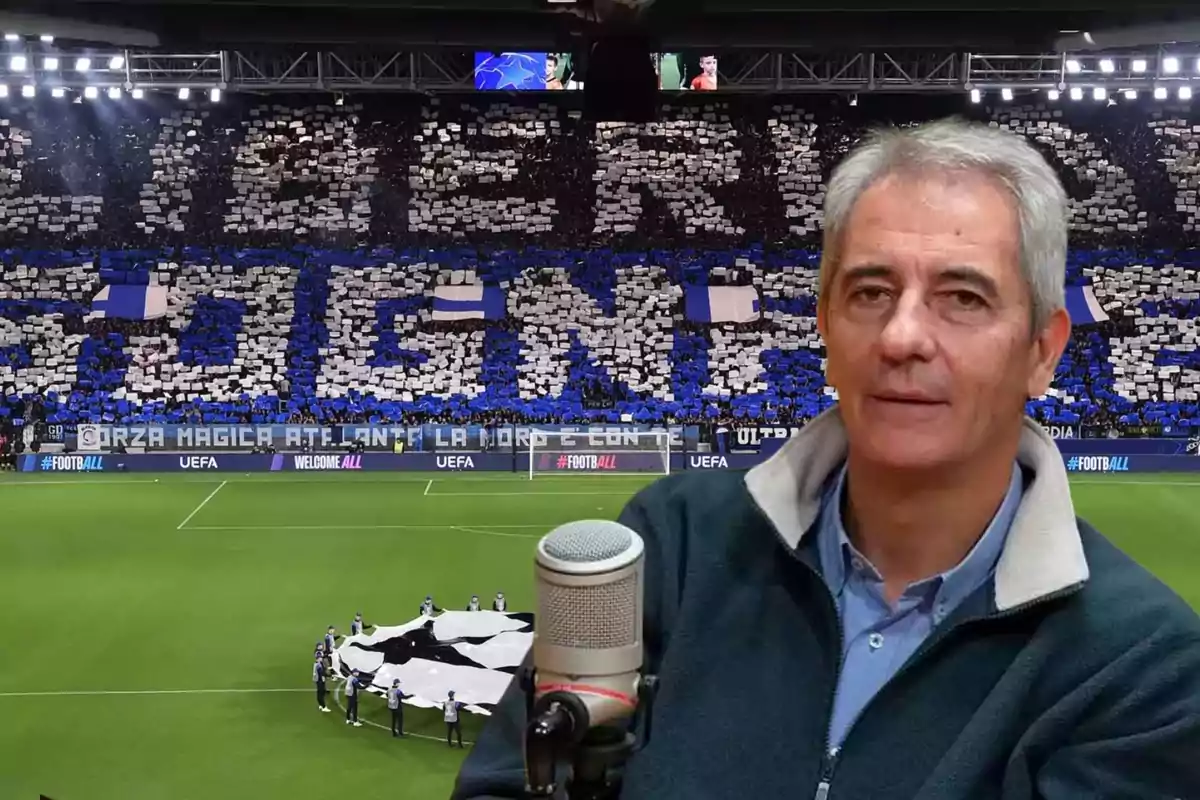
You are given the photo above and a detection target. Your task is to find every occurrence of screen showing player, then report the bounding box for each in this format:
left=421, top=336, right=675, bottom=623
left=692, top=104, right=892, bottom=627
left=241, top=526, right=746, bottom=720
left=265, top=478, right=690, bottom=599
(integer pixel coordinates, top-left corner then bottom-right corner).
left=690, top=55, right=718, bottom=91
left=657, top=53, right=684, bottom=90
left=658, top=52, right=718, bottom=91
left=545, top=53, right=565, bottom=90
left=473, top=52, right=576, bottom=91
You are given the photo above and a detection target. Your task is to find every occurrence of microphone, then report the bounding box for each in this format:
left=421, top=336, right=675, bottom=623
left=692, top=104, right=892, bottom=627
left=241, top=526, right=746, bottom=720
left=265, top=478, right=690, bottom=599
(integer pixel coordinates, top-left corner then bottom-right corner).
left=523, top=520, right=646, bottom=796
left=533, top=519, right=645, bottom=731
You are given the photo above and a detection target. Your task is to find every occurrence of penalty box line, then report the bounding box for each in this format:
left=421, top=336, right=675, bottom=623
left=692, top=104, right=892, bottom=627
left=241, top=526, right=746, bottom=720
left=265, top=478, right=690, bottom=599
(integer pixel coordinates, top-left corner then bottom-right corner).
left=427, top=491, right=635, bottom=497
left=0, top=688, right=310, bottom=698
left=176, top=480, right=228, bottom=530
left=184, top=523, right=546, bottom=540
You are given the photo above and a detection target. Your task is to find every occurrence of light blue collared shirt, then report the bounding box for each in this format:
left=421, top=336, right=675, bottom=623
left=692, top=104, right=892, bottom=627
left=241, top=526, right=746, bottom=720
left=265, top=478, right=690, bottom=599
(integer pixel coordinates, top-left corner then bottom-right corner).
left=817, top=461, right=1024, bottom=750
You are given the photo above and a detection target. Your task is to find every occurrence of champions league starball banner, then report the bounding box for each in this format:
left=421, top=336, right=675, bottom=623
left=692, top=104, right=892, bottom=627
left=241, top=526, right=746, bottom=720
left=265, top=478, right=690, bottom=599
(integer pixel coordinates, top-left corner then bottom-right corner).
left=332, top=611, right=534, bottom=716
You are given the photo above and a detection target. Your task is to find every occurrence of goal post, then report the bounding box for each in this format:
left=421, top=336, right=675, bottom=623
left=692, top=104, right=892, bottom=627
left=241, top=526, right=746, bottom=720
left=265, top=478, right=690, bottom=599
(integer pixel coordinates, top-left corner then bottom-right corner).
left=528, top=430, right=673, bottom=479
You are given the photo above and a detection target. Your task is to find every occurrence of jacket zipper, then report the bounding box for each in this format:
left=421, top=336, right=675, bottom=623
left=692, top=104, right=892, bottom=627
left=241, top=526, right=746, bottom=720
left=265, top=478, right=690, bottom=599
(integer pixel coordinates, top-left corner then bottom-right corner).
left=813, top=746, right=839, bottom=800
left=814, top=585, right=844, bottom=800
left=807, top=577, right=1083, bottom=800
left=747, top=489, right=1085, bottom=800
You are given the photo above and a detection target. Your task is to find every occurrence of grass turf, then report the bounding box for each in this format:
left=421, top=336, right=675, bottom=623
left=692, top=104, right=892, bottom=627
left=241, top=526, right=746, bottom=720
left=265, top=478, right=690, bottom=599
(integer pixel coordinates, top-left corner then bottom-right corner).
left=1, top=471, right=1197, bottom=800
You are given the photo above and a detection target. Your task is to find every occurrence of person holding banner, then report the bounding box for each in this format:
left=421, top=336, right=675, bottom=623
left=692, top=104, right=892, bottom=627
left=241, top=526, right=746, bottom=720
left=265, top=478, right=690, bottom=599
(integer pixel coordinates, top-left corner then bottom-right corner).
left=388, top=680, right=405, bottom=737
left=443, top=691, right=465, bottom=748
left=419, top=595, right=442, bottom=616
left=312, top=654, right=330, bottom=713
left=345, top=670, right=364, bottom=728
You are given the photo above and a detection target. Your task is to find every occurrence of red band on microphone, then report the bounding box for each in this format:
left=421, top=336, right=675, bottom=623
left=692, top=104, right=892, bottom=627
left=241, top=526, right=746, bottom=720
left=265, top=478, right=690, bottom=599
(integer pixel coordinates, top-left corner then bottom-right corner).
left=537, top=683, right=638, bottom=708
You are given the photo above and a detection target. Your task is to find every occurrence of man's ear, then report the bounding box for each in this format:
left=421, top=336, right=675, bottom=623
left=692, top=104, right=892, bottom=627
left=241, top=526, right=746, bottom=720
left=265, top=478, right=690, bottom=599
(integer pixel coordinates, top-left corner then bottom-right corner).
left=817, top=296, right=841, bottom=390
left=1027, top=307, right=1071, bottom=398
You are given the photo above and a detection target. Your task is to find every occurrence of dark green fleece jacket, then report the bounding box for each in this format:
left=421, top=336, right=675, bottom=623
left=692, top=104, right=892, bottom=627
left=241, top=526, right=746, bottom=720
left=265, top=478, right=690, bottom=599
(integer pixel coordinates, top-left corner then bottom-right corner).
left=453, top=413, right=1200, bottom=799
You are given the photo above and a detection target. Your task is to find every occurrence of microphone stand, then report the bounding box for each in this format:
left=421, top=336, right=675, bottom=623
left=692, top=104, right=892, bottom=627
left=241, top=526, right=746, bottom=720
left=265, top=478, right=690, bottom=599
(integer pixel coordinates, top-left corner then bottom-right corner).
left=521, top=668, right=660, bottom=800
left=564, top=726, right=636, bottom=800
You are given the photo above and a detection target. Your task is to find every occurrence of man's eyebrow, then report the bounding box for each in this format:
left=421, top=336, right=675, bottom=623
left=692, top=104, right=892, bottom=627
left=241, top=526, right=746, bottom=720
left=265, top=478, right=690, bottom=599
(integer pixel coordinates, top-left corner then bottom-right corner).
left=837, top=264, right=1001, bottom=298
left=838, top=264, right=893, bottom=285
left=938, top=267, right=1001, bottom=298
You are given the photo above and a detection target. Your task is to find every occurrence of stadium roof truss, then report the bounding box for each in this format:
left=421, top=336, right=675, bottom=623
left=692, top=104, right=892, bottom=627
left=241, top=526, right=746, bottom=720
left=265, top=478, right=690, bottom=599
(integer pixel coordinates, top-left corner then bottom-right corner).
left=3, top=46, right=1199, bottom=94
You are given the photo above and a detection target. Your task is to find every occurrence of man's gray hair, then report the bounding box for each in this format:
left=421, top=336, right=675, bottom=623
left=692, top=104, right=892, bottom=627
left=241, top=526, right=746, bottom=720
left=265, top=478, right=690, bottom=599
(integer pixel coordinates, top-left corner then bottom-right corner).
left=820, top=117, right=1069, bottom=328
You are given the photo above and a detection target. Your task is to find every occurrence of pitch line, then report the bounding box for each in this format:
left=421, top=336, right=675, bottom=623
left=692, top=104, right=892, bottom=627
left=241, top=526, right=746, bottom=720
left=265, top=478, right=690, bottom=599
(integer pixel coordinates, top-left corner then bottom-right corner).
left=333, top=683, right=473, bottom=747
left=0, top=688, right=309, bottom=698
left=424, top=479, right=433, bottom=496
left=186, top=523, right=545, bottom=538
left=0, top=479, right=177, bottom=487
left=428, top=490, right=635, bottom=497
left=0, top=474, right=649, bottom=487
left=451, top=525, right=543, bottom=540
left=176, top=479, right=228, bottom=530
left=1069, top=479, right=1200, bottom=486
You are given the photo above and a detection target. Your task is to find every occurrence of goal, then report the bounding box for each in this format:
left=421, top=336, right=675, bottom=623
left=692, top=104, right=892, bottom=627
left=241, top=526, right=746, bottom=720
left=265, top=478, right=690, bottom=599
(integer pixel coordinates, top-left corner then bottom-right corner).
left=528, top=430, right=672, bottom=479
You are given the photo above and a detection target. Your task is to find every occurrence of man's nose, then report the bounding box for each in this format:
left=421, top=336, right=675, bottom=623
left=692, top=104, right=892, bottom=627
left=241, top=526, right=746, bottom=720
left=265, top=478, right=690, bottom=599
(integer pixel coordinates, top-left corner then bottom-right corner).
left=877, top=293, right=938, bottom=363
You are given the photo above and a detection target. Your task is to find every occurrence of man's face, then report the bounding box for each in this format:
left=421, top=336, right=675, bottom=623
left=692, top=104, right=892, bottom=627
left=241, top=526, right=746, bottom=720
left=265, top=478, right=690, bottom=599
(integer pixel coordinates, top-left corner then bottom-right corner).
left=818, top=171, right=1069, bottom=473
left=700, top=57, right=717, bottom=76
left=545, top=58, right=557, bottom=79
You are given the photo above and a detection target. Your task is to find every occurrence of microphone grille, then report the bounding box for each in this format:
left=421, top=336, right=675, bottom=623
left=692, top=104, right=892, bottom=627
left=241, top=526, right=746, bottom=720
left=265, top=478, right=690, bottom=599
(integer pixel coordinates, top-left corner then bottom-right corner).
left=540, top=520, right=635, bottom=563
left=540, top=573, right=639, bottom=650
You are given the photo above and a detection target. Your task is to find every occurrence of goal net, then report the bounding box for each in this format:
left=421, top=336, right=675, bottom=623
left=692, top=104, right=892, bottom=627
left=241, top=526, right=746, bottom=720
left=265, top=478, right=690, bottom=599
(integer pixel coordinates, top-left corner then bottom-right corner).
left=528, top=430, right=672, bottom=479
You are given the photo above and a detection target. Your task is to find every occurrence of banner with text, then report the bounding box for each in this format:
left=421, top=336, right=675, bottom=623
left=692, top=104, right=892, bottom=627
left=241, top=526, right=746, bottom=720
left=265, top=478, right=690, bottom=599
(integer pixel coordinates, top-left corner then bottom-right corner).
left=71, top=424, right=701, bottom=453
left=712, top=425, right=1196, bottom=455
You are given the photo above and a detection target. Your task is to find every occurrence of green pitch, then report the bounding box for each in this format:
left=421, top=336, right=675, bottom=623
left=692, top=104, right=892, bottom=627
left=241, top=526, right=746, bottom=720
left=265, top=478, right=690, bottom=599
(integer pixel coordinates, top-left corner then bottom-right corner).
left=1, top=471, right=1197, bottom=800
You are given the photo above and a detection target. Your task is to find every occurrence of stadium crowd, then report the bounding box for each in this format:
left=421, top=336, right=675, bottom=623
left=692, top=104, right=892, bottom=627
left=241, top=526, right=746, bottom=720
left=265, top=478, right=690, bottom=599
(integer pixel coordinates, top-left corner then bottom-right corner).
left=0, top=94, right=1196, bottom=440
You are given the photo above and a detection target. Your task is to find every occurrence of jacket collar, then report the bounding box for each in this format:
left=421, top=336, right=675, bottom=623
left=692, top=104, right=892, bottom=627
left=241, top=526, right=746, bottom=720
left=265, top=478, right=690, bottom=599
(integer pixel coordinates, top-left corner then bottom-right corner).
left=744, top=407, right=1090, bottom=612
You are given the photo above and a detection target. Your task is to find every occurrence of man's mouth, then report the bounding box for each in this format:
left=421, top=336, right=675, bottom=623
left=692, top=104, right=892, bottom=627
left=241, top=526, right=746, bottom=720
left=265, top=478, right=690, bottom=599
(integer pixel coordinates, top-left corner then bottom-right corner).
left=871, top=393, right=947, bottom=405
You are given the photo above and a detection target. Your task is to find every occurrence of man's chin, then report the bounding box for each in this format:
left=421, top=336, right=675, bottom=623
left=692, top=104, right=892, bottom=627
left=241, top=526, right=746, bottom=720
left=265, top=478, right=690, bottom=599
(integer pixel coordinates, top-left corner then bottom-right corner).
left=850, top=429, right=965, bottom=473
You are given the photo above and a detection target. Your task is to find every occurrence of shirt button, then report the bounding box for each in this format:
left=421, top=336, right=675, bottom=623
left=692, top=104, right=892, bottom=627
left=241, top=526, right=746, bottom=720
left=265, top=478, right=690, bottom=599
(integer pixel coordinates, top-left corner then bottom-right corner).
left=868, top=633, right=885, bottom=651
left=851, top=557, right=866, bottom=571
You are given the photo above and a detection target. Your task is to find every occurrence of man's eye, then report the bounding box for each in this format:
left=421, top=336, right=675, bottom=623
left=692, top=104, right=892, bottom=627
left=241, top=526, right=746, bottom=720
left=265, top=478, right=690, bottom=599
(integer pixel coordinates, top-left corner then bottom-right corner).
left=850, top=287, right=889, bottom=303
left=947, top=290, right=987, bottom=309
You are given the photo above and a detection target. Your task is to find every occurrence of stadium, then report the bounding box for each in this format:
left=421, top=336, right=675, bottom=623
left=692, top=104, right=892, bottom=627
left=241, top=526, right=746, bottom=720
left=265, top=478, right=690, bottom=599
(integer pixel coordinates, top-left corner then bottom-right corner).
left=1, top=0, right=1199, bottom=798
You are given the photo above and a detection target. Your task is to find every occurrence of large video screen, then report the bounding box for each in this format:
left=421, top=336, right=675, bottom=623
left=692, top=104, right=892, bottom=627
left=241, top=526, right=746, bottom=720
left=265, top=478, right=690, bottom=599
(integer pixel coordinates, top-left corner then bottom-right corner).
left=473, top=51, right=719, bottom=92
left=474, top=52, right=579, bottom=91
left=657, top=53, right=719, bottom=91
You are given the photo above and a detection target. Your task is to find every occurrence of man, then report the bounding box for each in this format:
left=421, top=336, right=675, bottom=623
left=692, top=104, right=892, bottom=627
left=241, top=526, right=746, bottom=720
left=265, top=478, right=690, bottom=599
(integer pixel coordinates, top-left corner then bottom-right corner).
left=491, top=592, right=506, bottom=612
left=322, top=626, right=337, bottom=677
left=444, top=690, right=466, bottom=748
left=322, top=626, right=336, bottom=657
left=312, top=653, right=330, bottom=713
left=419, top=595, right=442, bottom=616
left=466, top=595, right=481, bottom=612
left=690, top=55, right=717, bottom=91
left=387, top=679, right=405, bottom=737
left=454, top=118, right=1200, bottom=799
left=344, top=670, right=363, bottom=728
left=544, top=54, right=564, bottom=91
left=350, top=612, right=366, bottom=636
